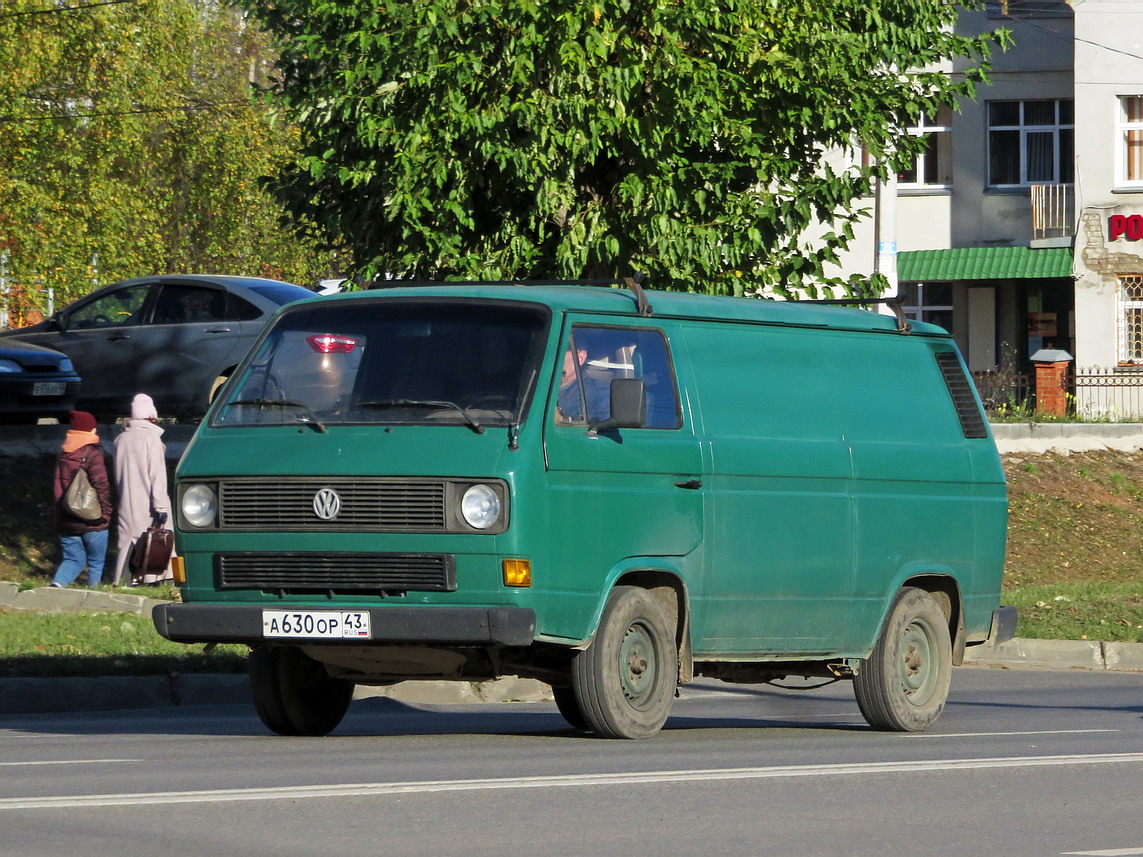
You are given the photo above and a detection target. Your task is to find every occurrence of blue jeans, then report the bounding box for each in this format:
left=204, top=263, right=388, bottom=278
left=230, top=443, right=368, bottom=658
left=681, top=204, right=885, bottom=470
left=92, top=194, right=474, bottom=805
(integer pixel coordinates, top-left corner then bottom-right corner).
left=53, top=529, right=109, bottom=588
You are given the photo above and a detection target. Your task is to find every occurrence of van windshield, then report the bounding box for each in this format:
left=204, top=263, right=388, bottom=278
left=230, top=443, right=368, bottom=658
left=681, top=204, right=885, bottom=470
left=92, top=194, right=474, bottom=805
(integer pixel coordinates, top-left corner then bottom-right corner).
left=212, top=299, right=550, bottom=429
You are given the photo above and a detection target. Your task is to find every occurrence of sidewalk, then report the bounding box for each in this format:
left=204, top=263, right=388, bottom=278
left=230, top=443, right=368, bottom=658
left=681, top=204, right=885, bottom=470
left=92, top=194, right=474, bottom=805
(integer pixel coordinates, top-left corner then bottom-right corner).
left=3, top=582, right=1141, bottom=716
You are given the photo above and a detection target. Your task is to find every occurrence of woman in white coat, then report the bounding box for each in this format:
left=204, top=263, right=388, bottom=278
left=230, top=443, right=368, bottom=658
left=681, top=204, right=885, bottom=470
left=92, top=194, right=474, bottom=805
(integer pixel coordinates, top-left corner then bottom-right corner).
left=113, top=393, right=174, bottom=585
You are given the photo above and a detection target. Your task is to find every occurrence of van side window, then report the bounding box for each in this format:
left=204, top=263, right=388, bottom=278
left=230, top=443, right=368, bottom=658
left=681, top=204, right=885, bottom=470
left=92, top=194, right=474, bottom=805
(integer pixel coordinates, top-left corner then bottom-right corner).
left=555, top=326, right=681, bottom=429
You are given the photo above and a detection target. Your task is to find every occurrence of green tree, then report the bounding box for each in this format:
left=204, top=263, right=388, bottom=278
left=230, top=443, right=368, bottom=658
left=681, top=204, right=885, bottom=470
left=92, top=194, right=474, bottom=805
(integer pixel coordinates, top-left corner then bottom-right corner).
left=238, top=0, right=1007, bottom=294
left=0, top=0, right=334, bottom=316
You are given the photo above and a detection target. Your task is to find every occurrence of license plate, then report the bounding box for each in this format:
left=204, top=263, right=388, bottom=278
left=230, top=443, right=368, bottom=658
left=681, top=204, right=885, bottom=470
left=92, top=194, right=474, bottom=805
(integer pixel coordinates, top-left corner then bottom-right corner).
left=262, top=610, right=371, bottom=639
left=32, top=382, right=65, bottom=396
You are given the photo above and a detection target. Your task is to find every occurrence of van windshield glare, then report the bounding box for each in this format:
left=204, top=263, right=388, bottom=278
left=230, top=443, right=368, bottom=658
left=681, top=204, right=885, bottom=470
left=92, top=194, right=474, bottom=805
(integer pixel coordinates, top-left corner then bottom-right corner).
left=212, top=300, right=550, bottom=429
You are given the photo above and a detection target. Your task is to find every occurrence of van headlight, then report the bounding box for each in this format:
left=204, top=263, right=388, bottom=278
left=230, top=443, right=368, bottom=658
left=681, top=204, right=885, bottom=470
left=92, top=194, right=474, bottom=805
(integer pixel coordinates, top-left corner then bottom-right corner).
left=181, top=484, right=218, bottom=528
left=461, top=484, right=501, bottom=530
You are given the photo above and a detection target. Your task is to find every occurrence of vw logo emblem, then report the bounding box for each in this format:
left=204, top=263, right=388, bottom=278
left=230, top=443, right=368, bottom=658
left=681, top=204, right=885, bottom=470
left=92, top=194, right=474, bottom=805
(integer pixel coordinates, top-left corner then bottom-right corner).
left=312, top=488, right=342, bottom=521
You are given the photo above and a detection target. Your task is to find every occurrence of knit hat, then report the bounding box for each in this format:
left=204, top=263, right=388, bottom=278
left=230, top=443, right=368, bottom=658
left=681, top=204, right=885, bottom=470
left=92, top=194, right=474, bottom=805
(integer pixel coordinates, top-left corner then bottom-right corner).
left=131, top=393, right=158, bottom=421
left=69, top=410, right=97, bottom=433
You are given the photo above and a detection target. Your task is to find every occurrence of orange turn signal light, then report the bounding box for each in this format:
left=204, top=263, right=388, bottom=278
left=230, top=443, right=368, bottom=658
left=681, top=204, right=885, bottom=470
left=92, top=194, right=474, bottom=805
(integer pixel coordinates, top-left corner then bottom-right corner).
left=502, top=558, right=532, bottom=587
left=171, top=555, right=186, bottom=585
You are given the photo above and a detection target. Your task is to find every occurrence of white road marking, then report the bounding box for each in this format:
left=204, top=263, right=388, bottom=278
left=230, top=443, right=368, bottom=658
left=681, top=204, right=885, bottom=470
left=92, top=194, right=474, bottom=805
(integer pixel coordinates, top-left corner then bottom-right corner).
left=2, top=752, right=1142, bottom=810
left=0, top=759, right=140, bottom=767
left=919, top=730, right=1119, bottom=739
left=1062, top=848, right=1143, bottom=856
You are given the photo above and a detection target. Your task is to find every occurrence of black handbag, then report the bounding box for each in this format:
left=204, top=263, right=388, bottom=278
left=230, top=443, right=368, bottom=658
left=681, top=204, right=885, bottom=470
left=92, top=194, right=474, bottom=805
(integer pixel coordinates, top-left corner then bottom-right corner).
left=62, top=457, right=102, bottom=522
left=129, top=512, right=174, bottom=575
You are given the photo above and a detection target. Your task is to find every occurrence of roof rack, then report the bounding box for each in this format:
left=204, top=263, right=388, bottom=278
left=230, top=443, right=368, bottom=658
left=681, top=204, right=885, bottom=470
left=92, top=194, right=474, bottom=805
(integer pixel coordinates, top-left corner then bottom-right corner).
left=368, top=273, right=654, bottom=317
left=801, top=292, right=911, bottom=333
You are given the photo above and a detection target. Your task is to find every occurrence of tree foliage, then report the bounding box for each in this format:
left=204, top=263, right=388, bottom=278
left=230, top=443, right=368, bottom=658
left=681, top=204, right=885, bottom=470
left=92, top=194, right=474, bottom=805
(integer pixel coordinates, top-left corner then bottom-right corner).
left=239, top=0, right=1007, bottom=294
left=0, top=0, right=334, bottom=314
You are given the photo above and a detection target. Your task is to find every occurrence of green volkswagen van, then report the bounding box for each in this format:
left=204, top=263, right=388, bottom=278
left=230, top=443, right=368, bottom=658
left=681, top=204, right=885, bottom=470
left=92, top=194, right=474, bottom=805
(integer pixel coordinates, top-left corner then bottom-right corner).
left=154, top=282, right=1014, bottom=739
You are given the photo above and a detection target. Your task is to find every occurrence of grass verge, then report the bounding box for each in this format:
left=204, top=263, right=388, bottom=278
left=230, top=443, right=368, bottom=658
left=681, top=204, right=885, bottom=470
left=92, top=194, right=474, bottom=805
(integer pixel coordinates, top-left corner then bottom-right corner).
left=1001, top=583, right=1143, bottom=643
left=0, top=609, right=247, bottom=677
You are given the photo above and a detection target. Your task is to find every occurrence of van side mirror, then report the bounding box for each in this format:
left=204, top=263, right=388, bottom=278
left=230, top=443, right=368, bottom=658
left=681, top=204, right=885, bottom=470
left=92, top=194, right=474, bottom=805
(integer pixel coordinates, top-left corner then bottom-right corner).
left=591, top=378, right=646, bottom=431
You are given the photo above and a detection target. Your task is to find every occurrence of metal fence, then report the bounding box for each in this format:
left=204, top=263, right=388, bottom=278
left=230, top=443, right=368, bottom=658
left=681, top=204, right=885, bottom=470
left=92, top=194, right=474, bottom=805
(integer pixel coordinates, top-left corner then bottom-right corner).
left=972, top=368, right=1033, bottom=416
left=972, top=365, right=1143, bottom=421
left=1071, top=366, right=1143, bottom=421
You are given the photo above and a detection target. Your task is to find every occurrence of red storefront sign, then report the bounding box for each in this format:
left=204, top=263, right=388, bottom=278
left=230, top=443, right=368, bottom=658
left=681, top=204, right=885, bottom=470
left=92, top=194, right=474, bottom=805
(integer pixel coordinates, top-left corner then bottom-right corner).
left=1109, top=214, right=1143, bottom=241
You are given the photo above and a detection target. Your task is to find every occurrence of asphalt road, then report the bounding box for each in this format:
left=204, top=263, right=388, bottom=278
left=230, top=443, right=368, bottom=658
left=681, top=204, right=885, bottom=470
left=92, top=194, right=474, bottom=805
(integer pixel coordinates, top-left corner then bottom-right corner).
left=1, top=667, right=1141, bottom=857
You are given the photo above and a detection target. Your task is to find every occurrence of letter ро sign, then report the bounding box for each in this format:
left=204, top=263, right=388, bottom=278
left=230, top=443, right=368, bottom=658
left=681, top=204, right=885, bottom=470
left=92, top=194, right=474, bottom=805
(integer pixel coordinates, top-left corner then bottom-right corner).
left=1109, top=214, right=1143, bottom=241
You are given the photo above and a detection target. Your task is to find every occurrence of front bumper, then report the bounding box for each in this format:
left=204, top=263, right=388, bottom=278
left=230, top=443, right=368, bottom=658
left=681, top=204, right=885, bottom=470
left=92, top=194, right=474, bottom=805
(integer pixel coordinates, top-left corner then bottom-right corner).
left=153, top=603, right=537, bottom=647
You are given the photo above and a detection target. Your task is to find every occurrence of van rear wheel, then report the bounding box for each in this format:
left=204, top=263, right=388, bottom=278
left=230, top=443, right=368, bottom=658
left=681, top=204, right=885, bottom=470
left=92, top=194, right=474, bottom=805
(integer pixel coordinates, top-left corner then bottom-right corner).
left=249, top=646, right=353, bottom=736
left=854, top=587, right=952, bottom=732
left=570, top=585, right=677, bottom=739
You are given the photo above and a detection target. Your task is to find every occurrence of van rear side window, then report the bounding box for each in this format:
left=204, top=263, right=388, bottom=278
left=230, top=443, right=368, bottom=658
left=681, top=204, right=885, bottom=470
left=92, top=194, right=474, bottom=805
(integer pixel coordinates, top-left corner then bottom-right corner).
left=935, top=351, right=989, bottom=438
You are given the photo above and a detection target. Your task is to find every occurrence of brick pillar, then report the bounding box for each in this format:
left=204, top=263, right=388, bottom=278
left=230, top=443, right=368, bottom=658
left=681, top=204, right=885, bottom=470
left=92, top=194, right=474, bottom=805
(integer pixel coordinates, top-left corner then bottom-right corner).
left=1030, top=349, right=1074, bottom=417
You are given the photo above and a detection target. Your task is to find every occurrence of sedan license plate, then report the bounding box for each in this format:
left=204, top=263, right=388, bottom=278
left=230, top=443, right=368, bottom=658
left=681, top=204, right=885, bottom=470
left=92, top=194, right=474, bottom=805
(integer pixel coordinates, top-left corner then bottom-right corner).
left=262, top=610, right=371, bottom=639
left=32, top=382, right=66, bottom=396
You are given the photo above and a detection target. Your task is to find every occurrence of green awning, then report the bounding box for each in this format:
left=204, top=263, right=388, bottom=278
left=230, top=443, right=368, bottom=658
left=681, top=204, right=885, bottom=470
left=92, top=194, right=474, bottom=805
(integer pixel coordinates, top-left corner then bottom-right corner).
left=897, top=246, right=1074, bottom=281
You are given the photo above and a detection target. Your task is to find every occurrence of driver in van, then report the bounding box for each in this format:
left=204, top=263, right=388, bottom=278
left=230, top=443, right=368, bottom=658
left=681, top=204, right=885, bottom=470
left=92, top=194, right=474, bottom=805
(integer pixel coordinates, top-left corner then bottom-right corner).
left=556, top=339, right=614, bottom=425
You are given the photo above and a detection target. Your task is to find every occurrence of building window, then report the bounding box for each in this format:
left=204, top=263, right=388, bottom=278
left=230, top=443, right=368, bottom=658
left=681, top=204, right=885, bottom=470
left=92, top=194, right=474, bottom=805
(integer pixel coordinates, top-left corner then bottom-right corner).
left=988, top=100, right=1074, bottom=187
left=901, top=282, right=953, bottom=332
left=897, top=106, right=953, bottom=189
left=1120, top=95, right=1143, bottom=188
left=1119, top=276, right=1143, bottom=364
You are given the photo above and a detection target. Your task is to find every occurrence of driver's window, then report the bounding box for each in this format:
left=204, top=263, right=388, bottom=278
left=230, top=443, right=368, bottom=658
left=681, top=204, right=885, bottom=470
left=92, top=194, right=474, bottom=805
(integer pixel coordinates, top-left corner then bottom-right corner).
left=68, top=285, right=149, bottom=329
left=555, top=326, right=681, bottom=428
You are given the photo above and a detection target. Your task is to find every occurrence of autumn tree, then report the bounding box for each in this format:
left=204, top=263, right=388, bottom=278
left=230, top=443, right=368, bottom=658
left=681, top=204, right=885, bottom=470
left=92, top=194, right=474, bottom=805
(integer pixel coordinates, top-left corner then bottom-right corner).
left=238, top=0, right=1007, bottom=294
left=0, top=0, right=334, bottom=315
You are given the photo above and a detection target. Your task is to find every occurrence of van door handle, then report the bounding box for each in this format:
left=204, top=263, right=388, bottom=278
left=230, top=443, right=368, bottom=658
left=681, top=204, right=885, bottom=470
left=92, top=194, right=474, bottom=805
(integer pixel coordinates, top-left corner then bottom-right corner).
left=675, top=479, right=702, bottom=490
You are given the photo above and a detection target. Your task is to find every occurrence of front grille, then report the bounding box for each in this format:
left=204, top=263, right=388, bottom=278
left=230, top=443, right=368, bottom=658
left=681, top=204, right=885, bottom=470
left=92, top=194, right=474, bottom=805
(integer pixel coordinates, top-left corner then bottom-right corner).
left=219, top=479, right=447, bottom=531
left=218, top=552, right=456, bottom=592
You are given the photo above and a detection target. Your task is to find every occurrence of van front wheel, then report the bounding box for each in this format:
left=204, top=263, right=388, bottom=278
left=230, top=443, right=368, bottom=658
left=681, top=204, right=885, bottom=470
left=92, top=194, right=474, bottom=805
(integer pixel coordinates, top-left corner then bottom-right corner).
left=854, top=587, right=952, bottom=732
left=570, top=586, right=677, bottom=739
left=249, top=646, right=353, bottom=736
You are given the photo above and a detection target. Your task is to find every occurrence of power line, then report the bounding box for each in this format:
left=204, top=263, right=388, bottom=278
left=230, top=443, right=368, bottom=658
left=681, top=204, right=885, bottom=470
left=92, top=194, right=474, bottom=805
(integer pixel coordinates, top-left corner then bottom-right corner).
left=994, top=11, right=1143, bottom=63
left=0, top=0, right=141, bottom=19
left=0, top=100, right=250, bottom=123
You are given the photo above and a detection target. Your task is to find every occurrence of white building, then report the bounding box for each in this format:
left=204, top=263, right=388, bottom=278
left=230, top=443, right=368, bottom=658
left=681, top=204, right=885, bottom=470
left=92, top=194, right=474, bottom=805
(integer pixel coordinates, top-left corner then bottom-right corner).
left=834, top=1, right=1143, bottom=415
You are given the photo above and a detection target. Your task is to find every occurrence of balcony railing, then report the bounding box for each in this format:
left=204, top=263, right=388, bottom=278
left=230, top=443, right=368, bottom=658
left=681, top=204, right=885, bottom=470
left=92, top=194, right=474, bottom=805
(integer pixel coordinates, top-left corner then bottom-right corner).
left=1030, top=184, right=1074, bottom=241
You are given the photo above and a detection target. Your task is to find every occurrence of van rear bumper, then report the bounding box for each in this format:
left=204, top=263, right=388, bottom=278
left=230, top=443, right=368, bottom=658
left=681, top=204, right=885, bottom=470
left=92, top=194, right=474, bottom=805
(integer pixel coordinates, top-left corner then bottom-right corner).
left=153, top=603, right=537, bottom=647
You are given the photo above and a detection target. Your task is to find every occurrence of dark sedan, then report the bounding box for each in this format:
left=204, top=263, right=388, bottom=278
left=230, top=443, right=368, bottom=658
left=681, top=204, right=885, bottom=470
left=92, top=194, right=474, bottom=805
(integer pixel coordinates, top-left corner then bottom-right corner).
left=0, top=339, right=82, bottom=423
left=0, top=275, right=314, bottom=420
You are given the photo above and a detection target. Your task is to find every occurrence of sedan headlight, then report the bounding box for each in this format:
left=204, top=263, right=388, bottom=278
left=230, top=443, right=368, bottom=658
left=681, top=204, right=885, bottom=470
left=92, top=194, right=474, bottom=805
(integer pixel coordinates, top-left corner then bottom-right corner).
left=181, top=484, right=218, bottom=528
left=461, top=484, right=501, bottom=530
left=0, top=359, right=22, bottom=373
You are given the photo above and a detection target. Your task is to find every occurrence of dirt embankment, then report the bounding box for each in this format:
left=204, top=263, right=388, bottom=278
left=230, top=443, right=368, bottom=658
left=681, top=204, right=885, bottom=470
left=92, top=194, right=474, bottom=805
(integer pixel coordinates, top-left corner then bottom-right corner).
left=1003, top=450, right=1143, bottom=589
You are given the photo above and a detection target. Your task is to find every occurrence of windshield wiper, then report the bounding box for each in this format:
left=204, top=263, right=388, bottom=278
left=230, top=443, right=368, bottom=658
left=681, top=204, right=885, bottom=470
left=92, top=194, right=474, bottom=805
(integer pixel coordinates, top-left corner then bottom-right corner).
left=358, top=398, right=484, bottom=434
left=226, top=398, right=327, bottom=433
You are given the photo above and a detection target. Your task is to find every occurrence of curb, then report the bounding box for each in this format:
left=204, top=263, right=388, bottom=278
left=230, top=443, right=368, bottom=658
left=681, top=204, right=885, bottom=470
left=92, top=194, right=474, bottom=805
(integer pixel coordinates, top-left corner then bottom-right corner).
left=0, top=423, right=194, bottom=461
left=2, top=583, right=165, bottom=617
left=962, top=637, right=1143, bottom=671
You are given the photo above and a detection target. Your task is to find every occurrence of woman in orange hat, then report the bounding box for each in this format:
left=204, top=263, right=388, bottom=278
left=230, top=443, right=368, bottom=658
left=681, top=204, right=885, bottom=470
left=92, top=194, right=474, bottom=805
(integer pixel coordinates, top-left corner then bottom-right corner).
left=51, top=411, right=112, bottom=588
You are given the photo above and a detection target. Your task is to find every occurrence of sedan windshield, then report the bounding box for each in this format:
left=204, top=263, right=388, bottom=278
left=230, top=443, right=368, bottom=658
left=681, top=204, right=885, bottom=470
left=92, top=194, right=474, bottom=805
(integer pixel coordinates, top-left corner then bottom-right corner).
left=213, top=298, right=550, bottom=429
